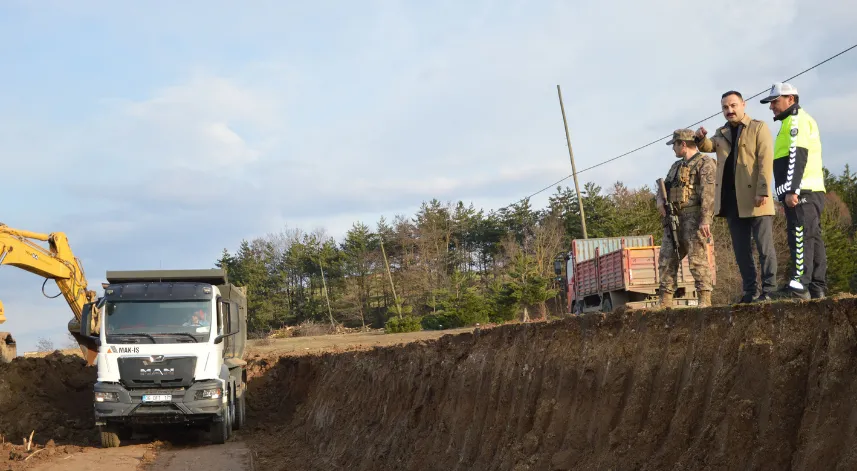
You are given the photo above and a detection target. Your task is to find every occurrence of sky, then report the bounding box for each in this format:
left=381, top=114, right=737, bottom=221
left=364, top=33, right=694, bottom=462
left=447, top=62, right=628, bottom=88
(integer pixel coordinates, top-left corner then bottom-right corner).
left=1, top=0, right=855, bottom=353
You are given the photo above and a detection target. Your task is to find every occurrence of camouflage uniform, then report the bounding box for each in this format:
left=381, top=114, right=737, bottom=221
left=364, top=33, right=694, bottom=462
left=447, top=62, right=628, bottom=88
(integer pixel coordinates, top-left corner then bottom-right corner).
left=657, top=129, right=716, bottom=306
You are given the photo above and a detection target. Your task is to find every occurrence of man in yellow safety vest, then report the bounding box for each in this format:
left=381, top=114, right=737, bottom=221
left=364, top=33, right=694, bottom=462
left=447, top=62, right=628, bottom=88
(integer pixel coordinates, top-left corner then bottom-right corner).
left=761, top=82, right=827, bottom=300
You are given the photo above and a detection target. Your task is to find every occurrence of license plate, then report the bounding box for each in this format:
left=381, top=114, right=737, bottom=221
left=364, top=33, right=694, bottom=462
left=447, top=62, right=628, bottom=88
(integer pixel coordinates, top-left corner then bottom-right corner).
left=687, top=300, right=698, bottom=306
left=142, top=394, right=171, bottom=403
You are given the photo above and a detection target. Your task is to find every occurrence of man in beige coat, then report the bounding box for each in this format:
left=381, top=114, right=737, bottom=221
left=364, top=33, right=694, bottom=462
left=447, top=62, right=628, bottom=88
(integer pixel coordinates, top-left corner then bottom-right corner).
left=695, top=90, right=777, bottom=303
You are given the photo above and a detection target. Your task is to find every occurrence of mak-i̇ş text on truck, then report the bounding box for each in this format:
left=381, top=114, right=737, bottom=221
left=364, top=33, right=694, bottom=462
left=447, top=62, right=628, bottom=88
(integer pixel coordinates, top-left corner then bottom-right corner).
left=556, top=235, right=716, bottom=314
left=78, top=268, right=248, bottom=447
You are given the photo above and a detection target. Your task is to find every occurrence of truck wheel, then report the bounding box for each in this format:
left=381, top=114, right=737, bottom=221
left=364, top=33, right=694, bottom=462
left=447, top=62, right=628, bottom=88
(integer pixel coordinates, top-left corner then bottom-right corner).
left=227, top=393, right=236, bottom=438
left=100, top=425, right=121, bottom=448
left=234, top=393, right=246, bottom=430
left=210, top=407, right=230, bottom=444
left=601, top=297, right=613, bottom=313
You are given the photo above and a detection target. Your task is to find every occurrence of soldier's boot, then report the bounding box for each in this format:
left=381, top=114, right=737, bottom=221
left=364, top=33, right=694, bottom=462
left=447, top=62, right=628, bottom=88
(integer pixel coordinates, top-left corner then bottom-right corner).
left=698, top=290, right=712, bottom=308
left=659, top=291, right=673, bottom=308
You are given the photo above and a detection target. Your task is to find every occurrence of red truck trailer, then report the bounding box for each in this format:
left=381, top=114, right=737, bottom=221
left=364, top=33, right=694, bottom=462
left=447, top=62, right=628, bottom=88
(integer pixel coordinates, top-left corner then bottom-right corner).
left=557, top=235, right=716, bottom=313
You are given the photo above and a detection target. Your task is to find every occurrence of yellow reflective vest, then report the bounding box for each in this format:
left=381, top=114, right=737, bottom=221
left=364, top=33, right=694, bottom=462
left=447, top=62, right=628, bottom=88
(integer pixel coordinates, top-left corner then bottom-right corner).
left=773, top=105, right=825, bottom=199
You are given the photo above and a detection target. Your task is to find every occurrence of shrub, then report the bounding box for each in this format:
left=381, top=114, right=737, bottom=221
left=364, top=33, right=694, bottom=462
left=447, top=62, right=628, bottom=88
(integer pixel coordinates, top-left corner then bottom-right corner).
left=384, top=316, right=422, bottom=334
left=486, top=281, right=518, bottom=323
left=420, top=312, right=463, bottom=330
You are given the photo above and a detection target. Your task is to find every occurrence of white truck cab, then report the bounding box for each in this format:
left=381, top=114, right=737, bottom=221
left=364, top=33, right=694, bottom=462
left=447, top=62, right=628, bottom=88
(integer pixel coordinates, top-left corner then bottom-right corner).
left=79, top=269, right=247, bottom=447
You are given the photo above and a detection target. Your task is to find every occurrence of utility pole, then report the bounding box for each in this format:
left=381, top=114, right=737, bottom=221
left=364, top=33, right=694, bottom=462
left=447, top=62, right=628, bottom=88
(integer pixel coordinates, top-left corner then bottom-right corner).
left=317, top=248, right=336, bottom=329
left=557, top=84, right=588, bottom=239
left=379, top=237, right=403, bottom=319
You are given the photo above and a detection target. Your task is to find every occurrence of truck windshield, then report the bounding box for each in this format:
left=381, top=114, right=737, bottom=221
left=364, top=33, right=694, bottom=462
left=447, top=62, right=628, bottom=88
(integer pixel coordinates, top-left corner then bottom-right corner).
left=104, top=300, right=213, bottom=343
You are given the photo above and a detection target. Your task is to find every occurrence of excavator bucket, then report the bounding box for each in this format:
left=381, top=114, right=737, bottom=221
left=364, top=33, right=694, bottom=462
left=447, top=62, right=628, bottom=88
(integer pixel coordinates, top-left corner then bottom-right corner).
left=0, top=331, right=16, bottom=363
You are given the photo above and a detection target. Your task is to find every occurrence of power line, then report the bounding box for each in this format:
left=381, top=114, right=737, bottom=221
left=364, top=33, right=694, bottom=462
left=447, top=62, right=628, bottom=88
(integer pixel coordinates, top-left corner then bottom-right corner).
left=514, top=42, right=857, bottom=206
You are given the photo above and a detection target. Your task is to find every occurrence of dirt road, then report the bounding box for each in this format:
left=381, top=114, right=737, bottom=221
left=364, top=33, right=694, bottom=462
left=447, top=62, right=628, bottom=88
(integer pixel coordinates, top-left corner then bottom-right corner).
left=26, top=441, right=252, bottom=471
left=26, top=445, right=151, bottom=471
left=147, top=441, right=252, bottom=470
left=246, top=326, right=477, bottom=357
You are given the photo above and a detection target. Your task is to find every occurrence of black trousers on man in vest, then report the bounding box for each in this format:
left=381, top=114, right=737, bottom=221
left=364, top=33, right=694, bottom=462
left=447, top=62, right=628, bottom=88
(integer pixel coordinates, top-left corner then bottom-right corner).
left=783, top=191, right=827, bottom=298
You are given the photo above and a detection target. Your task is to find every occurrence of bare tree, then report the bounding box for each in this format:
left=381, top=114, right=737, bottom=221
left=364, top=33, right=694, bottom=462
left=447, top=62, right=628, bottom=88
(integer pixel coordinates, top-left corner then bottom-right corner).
left=36, top=337, right=55, bottom=353
left=64, top=331, right=79, bottom=350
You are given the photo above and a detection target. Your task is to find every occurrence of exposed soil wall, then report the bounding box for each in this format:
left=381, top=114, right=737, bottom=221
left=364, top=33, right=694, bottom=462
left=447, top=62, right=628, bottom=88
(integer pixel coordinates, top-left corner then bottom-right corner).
left=245, top=296, right=857, bottom=471
left=0, top=353, right=97, bottom=446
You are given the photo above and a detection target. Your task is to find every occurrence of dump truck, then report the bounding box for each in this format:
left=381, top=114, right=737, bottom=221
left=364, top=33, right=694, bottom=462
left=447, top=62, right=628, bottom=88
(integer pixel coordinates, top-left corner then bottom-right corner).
left=78, top=268, right=248, bottom=447
left=557, top=235, right=716, bottom=313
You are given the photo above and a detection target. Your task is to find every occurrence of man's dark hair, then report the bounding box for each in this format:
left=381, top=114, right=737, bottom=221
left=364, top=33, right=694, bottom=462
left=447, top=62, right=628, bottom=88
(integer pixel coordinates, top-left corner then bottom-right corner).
left=722, top=90, right=743, bottom=100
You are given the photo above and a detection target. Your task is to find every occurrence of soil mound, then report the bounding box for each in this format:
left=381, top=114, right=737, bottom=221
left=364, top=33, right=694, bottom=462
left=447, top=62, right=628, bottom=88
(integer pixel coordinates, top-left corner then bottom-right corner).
left=0, top=352, right=97, bottom=448
left=245, top=296, right=857, bottom=471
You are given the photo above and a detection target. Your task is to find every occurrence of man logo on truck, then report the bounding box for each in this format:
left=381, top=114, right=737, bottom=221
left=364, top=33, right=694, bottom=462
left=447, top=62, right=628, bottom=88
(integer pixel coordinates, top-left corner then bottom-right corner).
left=140, top=368, right=175, bottom=376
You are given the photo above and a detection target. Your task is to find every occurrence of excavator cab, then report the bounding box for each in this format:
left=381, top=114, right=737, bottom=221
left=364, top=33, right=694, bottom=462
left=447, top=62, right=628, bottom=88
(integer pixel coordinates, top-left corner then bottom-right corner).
left=0, top=331, right=16, bottom=363
left=0, top=301, right=14, bottom=363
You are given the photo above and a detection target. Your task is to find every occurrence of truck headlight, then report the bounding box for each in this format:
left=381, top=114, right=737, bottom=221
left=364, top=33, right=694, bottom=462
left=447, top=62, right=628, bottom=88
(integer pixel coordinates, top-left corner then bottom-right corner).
left=195, top=388, right=222, bottom=400
left=95, top=391, right=118, bottom=402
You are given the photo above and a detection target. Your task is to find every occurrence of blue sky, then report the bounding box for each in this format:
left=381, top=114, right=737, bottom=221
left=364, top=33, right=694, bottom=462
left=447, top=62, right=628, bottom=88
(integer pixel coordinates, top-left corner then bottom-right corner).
left=2, top=0, right=856, bottom=353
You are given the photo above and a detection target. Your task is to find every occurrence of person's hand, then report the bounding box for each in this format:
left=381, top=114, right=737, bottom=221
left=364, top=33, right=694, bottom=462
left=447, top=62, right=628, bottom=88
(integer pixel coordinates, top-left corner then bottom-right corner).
left=658, top=204, right=666, bottom=218
left=699, top=223, right=711, bottom=239
left=755, top=195, right=768, bottom=207
left=785, top=193, right=799, bottom=207
left=695, top=127, right=707, bottom=139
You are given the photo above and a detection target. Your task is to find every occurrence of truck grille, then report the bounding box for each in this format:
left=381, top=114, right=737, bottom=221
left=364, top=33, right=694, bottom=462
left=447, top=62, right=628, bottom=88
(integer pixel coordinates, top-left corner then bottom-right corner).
left=117, top=356, right=197, bottom=388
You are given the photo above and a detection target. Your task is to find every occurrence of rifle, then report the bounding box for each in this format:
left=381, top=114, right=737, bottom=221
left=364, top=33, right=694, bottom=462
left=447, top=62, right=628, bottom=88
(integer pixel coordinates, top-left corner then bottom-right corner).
left=657, top=178, right=681, bottom=261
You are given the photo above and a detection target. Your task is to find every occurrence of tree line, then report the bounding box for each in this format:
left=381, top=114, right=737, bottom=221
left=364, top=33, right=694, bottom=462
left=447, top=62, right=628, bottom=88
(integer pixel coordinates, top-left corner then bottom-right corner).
left=216, top=165, right=857, bottom=336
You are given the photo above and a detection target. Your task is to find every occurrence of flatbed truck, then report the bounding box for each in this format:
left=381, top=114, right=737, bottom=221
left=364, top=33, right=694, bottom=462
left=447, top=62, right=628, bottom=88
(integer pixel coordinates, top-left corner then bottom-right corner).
left=558, top=235, right=716, bottom=313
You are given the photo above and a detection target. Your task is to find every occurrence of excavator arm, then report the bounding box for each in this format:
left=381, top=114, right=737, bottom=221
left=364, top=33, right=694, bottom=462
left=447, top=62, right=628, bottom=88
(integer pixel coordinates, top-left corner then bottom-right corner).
left=0, top=223, right=100, bottom=365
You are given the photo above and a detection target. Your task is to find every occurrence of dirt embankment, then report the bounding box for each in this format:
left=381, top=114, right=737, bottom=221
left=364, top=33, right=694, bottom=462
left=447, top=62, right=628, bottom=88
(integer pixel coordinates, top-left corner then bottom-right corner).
left=245, top=296, right=857, bottom=471
left=0, top=352, right=98, bottom=469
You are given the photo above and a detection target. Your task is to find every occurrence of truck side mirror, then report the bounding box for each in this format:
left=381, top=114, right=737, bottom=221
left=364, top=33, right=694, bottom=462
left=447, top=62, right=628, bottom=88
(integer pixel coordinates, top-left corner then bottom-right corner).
left=213, top=332, right=236, bottom=344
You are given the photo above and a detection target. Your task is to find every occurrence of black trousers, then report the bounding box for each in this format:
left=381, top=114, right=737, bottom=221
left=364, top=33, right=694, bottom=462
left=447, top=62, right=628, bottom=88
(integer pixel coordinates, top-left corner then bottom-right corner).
left=784, top=191, right=827, bottom=295
left=727, top=214, right=778, bottom=296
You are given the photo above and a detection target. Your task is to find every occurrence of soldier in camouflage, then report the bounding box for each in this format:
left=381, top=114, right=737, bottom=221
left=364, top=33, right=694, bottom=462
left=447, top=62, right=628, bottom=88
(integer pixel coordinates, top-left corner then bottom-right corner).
left=656, top=129, right=717, bottom=307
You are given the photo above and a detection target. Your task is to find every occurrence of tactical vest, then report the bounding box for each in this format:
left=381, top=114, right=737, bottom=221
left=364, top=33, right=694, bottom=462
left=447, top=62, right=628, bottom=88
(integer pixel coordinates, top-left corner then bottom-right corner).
left=666, top=153, right=706, bottom=210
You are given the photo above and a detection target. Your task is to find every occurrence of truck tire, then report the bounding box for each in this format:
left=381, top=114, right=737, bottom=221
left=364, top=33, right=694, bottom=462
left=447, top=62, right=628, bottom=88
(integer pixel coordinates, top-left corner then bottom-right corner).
left=100, top=425, right=121, bottom=448
left=210, top=409, right=230, bottom=444
left=210, top=396, right=232, bottom=444
left=601, top=297, right=613, bottom=313
left=233, top=392, right=246, bottom=430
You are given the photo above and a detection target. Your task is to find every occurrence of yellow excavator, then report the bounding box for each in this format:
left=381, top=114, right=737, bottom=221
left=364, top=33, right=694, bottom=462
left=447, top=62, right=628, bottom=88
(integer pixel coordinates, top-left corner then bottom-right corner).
left=0, top=223, right=100, bottom=365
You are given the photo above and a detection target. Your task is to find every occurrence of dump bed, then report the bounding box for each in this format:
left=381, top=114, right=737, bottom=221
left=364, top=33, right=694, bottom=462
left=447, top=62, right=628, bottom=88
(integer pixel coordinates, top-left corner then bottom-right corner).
left=572, top=236, right=653, bottom=297
left=598, top=245, right=716, bottom=293
left=571, top=236, right=653, bottom=263
left=106, top=268, right=228, bottom=285
left=571, top=235, right=716, bottom=298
